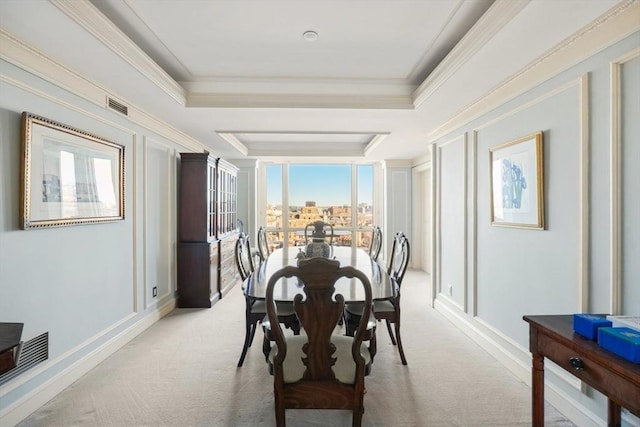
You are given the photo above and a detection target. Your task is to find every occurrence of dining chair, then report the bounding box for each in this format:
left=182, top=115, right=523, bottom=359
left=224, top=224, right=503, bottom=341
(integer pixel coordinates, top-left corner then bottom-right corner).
left=235, top=233, right=299, bottom=367
left=368, top=226, right=382, bottom=261
left=344, top=231, right=410, bottom=365
left=264, top=256, right=374, bottom=427
left=257, top=226, right=270, bottom=262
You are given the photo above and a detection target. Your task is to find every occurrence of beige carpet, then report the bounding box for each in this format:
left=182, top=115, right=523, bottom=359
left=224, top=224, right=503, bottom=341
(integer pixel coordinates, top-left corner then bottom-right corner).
left=18, top=270, right=574, bottom=426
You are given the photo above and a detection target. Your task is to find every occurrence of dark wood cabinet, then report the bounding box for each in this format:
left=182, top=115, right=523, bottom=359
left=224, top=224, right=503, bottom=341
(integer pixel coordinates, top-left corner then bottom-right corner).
left=177, top=153, right=239, bottom=308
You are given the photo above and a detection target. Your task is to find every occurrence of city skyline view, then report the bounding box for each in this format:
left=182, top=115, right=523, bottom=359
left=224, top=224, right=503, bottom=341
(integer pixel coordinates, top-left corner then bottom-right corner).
left=266, top=164, right=373, bottom=207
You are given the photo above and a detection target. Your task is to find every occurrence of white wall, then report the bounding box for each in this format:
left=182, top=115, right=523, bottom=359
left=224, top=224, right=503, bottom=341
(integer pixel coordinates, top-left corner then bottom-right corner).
left=0, top=57, right=206, bottom=424
left=430, top=28, right=640, bottom=427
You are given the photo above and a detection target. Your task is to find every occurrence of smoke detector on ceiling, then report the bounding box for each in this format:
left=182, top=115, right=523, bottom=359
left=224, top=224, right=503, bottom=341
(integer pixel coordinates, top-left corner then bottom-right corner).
left=302, top=31, right=318, bottom=42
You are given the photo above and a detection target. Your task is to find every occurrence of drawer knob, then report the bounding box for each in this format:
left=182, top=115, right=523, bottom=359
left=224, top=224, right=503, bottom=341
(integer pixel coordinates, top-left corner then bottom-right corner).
left=569, top=356, right=585, bottom=371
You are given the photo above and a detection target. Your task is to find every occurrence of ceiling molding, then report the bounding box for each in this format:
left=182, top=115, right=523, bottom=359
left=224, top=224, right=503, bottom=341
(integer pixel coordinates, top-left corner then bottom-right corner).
left=247, top=147, right=367, bottom=157
left=428, top=0, right=640, bottom=142
left=51, top=0, right=187, bottom=105
left=0, top=29, right=107, bottom=104
left=412, top=0, right=530, bottom=108
left=218, top=131, right=389, bottom=158
left=0, top=29, right=203, bottom=154
left=217, top=133, right=249, bottom=156
left=186, top=93, right=414, bottom=109
left=364, top=134, right=390, bottom=157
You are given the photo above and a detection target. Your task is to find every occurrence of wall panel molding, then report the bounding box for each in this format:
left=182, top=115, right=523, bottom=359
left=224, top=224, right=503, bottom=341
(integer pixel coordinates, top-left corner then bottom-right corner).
left=142, top=138, right=175, bottom=309
left=471, top=131, right=478, bottom=316
left=434, top=134, right=467, bottom=312
left=610, top=47, right=640, bottom=315
left=470, top=77, right=589, bottom=314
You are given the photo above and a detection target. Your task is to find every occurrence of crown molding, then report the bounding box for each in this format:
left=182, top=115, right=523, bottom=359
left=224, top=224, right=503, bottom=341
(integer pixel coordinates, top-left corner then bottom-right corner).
left=0, top=29, right=105, bottom=104
left=246, top=147, right=366, bottom=158
left=217, top=133, right=249, bottom=156
left=0, top=29, right=203, bottom=153
left=412, top=0, right=530, bottom=108
left=364, top=134, right=390, bottom=157
left=428, top=0, right=640, bottom=142
left=51, top=0, right=186, bottom=105
left=186, top=93, right=413, bottom=109
left=383, top=159, right=413, bottom=168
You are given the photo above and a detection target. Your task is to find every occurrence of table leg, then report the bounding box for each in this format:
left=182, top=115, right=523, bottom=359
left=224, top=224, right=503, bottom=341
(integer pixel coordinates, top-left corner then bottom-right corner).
left=532, top=353, right=545, bottom=427
left=607, top=399, right=621, bottom=427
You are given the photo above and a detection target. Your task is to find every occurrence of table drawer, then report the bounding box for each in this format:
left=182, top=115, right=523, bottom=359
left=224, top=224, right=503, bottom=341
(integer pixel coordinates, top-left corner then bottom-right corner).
left=538, top=332, right=640, bottom=413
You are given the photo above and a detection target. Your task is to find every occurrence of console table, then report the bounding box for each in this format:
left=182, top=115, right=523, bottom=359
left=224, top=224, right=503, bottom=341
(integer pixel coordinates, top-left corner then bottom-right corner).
left=0, top=323, right=23, bottom=375
left=523, top=315, right=640, bottom=427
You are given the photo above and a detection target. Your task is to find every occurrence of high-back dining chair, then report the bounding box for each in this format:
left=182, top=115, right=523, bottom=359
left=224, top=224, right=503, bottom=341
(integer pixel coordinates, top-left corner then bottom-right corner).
left=264, top=257, right=374, bottom=427
left=257, top=226, right=270, bottom=262
left=235, top=233, right=299, bottom=367
left=344, top=231, right=410, bottom=365
left=369, top=226, right=382, bottom=261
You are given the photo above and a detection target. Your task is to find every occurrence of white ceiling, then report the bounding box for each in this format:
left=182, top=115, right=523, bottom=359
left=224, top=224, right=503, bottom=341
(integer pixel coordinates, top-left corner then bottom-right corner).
left=0, top=0, right=624, bottom=161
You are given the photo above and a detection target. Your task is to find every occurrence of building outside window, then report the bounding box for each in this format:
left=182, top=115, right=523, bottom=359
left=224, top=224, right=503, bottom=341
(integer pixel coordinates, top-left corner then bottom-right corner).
left=262, top=163, right=377, bottom=251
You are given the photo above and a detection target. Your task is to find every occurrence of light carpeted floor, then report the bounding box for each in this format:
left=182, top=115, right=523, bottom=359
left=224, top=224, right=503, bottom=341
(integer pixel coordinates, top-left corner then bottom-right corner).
left=17, top=270, right=575, bottom=426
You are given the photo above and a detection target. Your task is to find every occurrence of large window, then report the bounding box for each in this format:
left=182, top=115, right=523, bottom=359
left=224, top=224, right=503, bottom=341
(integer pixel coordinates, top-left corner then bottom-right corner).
left=263, top=163, right=377, bottom=250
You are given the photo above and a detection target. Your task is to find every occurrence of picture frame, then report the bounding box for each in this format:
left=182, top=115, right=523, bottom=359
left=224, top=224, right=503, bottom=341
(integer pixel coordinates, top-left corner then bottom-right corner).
left=489, top=131, right=544, bottom=229
left=20, top=112, right=125, bottom=229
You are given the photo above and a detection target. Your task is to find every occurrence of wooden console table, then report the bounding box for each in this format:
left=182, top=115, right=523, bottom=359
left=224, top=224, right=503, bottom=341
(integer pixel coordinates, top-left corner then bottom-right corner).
left=523, top=315, right=640, bottom=427
left=0, top=323, right=23, bottom=375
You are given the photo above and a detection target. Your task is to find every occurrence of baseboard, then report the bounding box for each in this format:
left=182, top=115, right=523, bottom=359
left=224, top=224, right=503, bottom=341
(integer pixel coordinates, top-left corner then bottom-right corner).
left=433, top=299, right=607, bottom=427
left=0, top=298, right=176, bottom=426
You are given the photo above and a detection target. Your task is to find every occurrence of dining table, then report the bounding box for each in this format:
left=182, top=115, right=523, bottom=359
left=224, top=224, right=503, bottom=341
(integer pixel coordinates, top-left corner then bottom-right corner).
left=243, top=246, right=396, bottom=303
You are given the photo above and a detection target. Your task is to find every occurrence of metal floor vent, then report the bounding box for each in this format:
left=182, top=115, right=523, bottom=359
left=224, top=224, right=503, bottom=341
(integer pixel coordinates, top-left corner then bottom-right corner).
left=0, top=332, right=48, bottom=386
left=107, top=97, right=128, bottom=116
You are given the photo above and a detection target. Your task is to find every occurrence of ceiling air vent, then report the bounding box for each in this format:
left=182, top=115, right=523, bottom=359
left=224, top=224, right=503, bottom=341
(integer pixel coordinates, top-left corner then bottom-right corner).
left=107, top=97, right=128, bottom=116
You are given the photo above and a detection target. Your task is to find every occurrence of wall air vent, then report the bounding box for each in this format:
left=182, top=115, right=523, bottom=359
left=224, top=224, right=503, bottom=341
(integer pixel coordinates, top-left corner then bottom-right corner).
left=0, top=332, right=49, bottom=386
left=107, top=97, right=129, bottom=116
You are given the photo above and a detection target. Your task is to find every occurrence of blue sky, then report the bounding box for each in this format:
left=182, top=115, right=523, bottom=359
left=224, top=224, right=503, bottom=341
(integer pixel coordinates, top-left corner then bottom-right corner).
left=267, top=164, right=373, bottom=206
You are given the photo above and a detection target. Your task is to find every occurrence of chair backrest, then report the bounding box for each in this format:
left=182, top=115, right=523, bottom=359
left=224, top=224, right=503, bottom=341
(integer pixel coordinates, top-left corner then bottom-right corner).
left=265, top=256, right=372, bottom=397
left=257, top=226, right=270, bottom=261
left=387, top=232, right=410, bottom=286
left=369, top=226, right=382, bottom=261
left=304, top=221, right=334, bottom=245
left=234, top=232, right=254, bottom=281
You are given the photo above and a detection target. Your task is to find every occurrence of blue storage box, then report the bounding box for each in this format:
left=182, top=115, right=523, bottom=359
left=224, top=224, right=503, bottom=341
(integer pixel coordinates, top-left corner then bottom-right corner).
left=597, top=327, right=640, bottom=364
left=573, top=314, right=612, bottom=340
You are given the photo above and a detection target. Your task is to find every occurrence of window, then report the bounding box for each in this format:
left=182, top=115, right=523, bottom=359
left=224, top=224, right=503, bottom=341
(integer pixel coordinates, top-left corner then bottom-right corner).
left=263, top=163, right=378, bottom=249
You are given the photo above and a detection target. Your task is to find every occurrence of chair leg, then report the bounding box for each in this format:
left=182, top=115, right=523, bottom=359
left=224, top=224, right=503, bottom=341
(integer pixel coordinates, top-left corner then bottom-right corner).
left=262, top=335, right=272, bottom=362
left=247, top=321, right=258, bottom=347
left=394, top=320, right=407, bottom=365
left=237, top=322, right=254, bottom=367
left=369, top=332, right=377, bottom=361
left=275, top=393, right=286, bottom=427
left=385, top=319, right=397, bottom=346
left=344, top=310, right=358, bottom=337
left=352, top=407, right=363, bottom=427
left=288, top=316, right=301, bottom=335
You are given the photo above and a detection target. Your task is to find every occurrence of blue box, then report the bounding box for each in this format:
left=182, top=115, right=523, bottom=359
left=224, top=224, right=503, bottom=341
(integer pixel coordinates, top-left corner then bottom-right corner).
left=597, top=327, right=640, bottom=364
left=572, top=314, right=612, bottom=340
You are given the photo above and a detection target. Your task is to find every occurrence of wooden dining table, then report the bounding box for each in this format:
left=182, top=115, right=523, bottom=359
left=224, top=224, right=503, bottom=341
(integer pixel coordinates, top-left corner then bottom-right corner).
left=244, top=246, right=396, bottom=302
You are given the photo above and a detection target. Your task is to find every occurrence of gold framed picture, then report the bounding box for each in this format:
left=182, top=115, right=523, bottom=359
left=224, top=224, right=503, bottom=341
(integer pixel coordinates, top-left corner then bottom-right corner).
left=20, top=112, right=125, bottom=229
left=490, top=131, right=544, bottom=229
